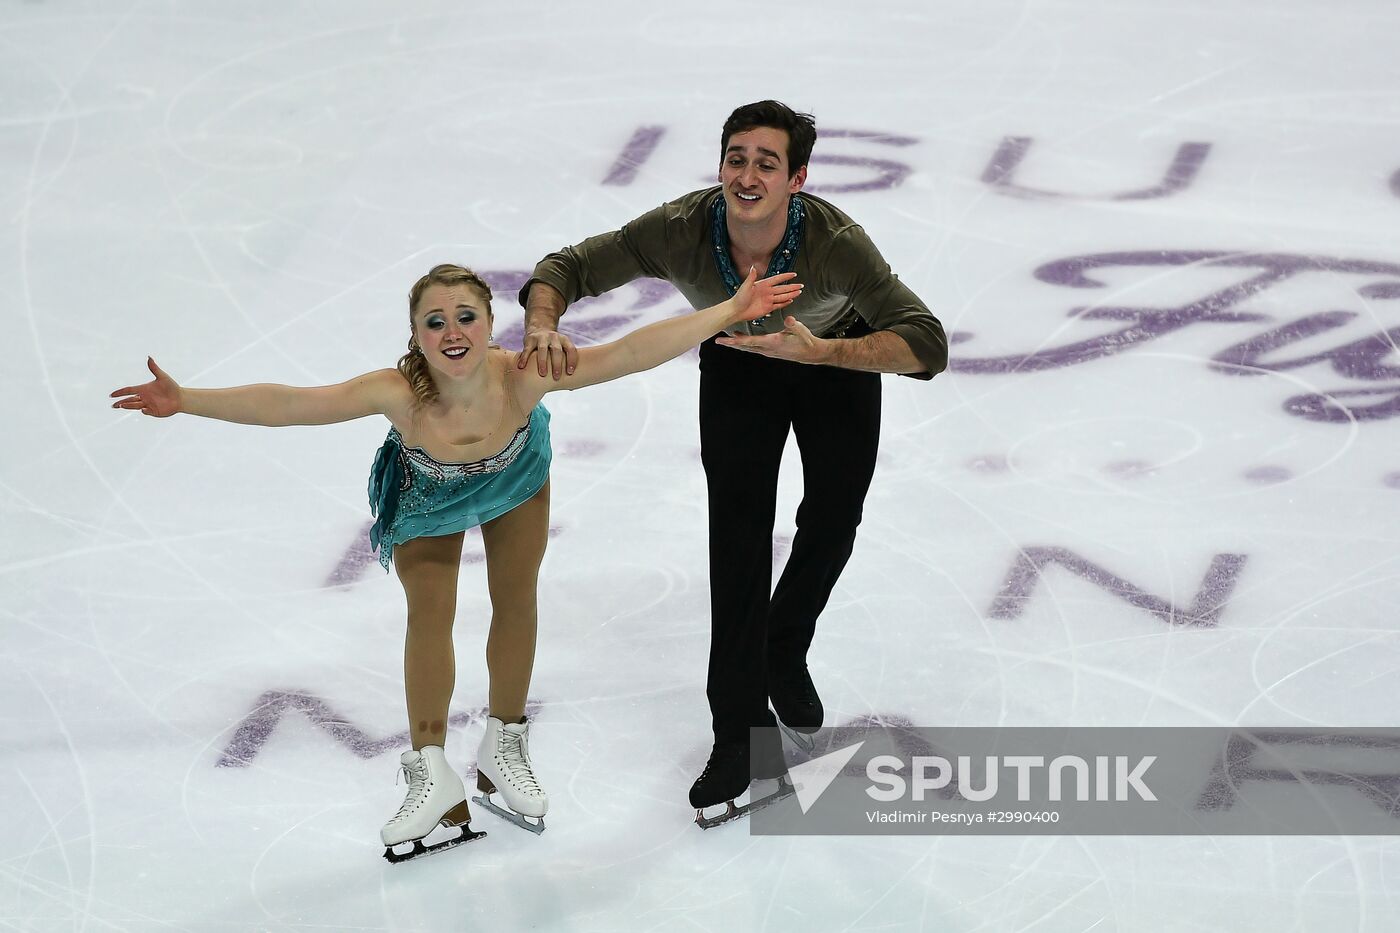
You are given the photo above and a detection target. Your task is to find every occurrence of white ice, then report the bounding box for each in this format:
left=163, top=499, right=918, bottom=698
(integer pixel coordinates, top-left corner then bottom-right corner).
left=3, top=1, right=1400, bottom=930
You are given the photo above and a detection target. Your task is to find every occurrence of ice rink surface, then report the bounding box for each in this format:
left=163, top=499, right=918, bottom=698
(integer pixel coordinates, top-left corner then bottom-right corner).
left=4, top=0, right=1400, bottom=929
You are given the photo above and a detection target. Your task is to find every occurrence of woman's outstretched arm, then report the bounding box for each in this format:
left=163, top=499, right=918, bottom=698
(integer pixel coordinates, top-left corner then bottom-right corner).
left=512, top=269, right=801, bottom=401
left=110, top=358, right=403, bottom=426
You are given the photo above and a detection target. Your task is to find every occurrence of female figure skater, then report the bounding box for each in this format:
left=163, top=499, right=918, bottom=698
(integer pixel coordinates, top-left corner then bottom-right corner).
left=110, top=263, right=801, bottom=861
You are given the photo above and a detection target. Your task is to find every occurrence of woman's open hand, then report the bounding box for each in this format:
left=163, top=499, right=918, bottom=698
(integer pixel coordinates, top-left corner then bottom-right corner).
left=731, top=268, right=803, bottom=324
left=110, top=357, right=182, bottom=418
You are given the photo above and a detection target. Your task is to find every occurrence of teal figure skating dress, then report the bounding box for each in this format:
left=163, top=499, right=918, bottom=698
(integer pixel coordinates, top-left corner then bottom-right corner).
left=368, top=404, right=551, bottom=569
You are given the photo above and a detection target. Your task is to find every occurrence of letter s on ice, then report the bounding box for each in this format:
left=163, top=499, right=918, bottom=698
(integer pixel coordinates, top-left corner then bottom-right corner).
left=866, top=755, right=906, bottom=802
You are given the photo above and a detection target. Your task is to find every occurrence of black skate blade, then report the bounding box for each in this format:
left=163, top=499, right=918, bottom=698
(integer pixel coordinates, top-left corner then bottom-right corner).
left=777, top=721, right=817, bottom=754
left=694, top=777, right=795, bottom=830
left=471, top=792, right=546, bottom=835
left=382, top=824, right=486, bottom=864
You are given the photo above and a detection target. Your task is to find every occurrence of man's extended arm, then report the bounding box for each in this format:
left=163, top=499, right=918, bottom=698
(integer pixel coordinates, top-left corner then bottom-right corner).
left=522, top=281, right=566, bottom=335
left=830, top=226, right=946, bottom=377
left=826, top=329, right=922, bottom=373
left=518, top=281, right=574, bottom=376
left=715, top=317, right=924, bottom=373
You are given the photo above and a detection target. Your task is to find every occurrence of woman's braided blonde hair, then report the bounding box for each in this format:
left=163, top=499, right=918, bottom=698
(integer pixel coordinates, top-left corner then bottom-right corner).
left=399, top=264, right=494, bottom=408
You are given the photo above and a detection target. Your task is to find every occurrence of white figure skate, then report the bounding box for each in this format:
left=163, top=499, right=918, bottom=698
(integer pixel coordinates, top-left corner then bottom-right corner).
left=472, top=717, right=548, bottom=834
left=381, top=745, right=484, bottom=863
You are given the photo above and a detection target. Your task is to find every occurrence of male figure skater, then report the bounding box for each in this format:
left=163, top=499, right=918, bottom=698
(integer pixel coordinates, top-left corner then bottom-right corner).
left=517, top=100, right=947, bottom=817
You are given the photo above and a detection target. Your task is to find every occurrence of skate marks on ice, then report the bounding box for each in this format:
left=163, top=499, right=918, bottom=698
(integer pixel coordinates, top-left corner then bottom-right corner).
left=215, top=690, right=543, bottom=766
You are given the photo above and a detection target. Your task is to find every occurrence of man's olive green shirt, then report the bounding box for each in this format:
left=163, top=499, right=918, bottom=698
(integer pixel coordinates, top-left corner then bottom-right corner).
left=519, top=187, right=948, bottom=379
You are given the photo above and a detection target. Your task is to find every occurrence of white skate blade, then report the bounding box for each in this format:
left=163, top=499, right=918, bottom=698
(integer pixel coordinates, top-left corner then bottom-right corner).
left=693, top=776, right=795, bottom=830
left=382, top=822, right=486, bottom=864
left=472, top=791, right=546, bottom=835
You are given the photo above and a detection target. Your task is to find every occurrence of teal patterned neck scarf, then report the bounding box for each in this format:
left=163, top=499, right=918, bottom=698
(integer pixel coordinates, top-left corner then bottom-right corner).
left=710, top=192, right=806, bottom=298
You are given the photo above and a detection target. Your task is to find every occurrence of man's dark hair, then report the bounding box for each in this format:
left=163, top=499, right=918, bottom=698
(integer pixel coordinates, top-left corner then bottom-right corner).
left=721, top=100, right=817, bottom=176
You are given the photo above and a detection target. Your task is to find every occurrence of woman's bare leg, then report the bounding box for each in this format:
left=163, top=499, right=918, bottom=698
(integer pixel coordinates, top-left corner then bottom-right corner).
left=479, top=481, right=550, bottom=722
left=393, top=531, right=466, bottom=750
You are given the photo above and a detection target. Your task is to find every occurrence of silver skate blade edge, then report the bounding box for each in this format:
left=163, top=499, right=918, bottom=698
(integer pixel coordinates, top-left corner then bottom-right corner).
left=471, top=792, right=546, bottom=835
left=382, top=825, right=487, bottom=864
left=693, top=777, right=796, bottom=830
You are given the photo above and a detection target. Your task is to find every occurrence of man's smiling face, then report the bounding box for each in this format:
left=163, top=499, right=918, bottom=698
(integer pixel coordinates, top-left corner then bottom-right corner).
left=719, top=126, right=807, bottom=231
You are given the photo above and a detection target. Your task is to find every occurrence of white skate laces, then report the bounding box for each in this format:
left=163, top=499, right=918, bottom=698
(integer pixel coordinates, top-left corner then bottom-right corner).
left=389, top=751, right=433, bottom=823
left=494, top=725, right=543, bottom=796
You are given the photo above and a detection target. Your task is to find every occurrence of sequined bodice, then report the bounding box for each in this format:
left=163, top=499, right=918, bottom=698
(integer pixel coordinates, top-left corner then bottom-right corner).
left=391, top=418, right=532, bottom=481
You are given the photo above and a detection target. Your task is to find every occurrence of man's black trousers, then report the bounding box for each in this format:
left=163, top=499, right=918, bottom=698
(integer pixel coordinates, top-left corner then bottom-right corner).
left=698, top=336, right=881, bottom=746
